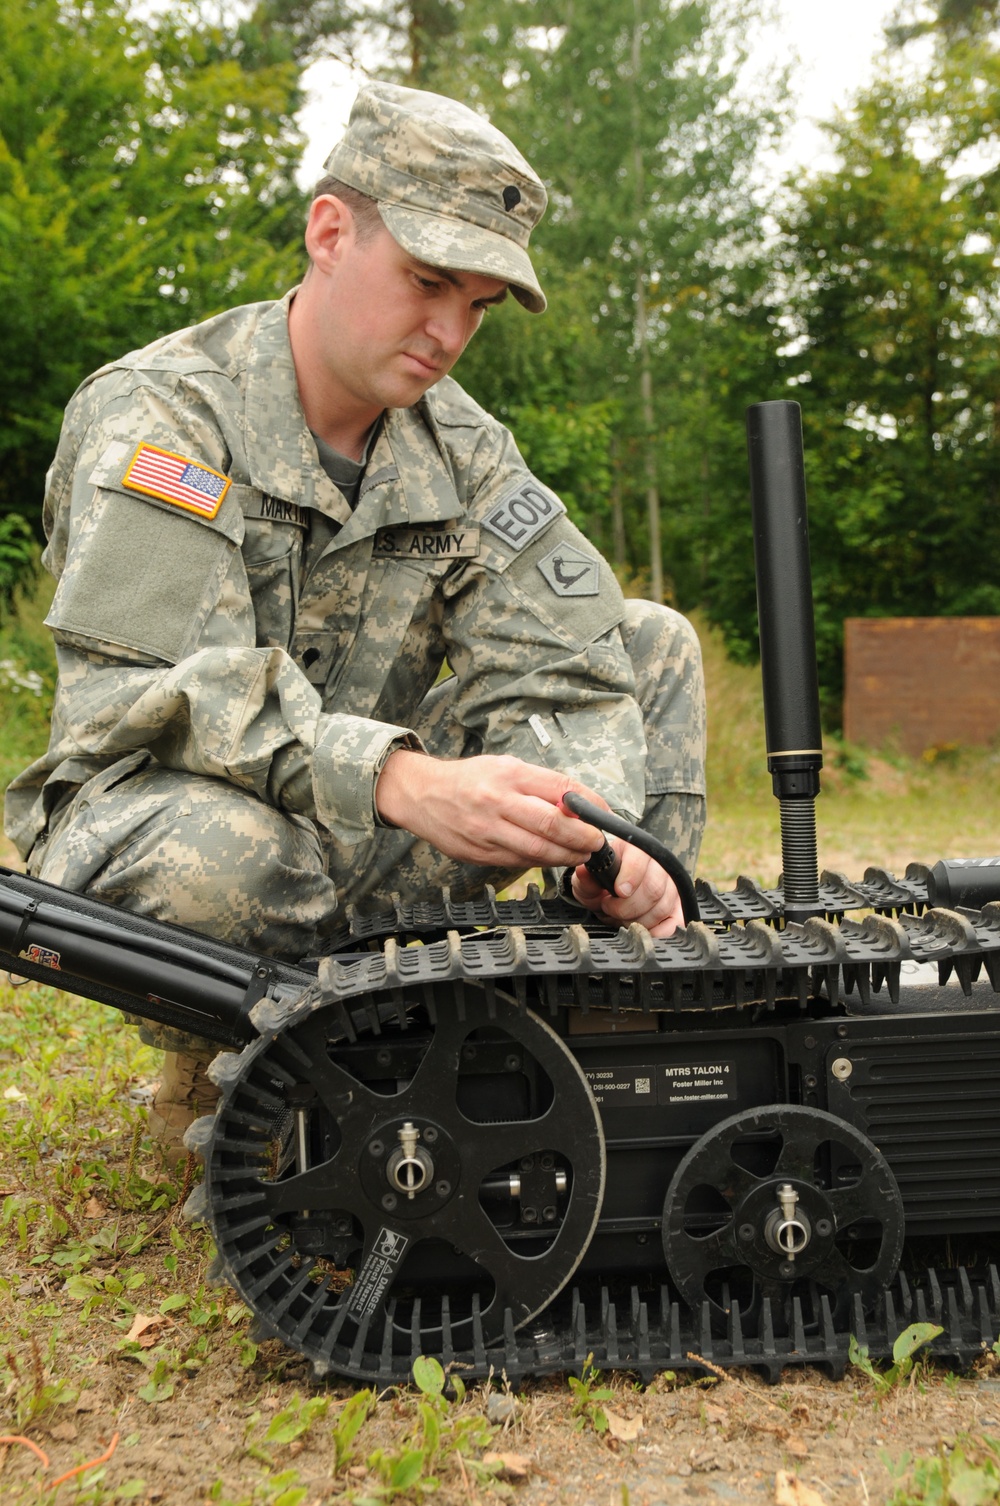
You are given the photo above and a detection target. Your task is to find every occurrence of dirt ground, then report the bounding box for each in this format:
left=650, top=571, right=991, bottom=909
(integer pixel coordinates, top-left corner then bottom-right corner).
left=3, top=1194, right=999, bottom=1506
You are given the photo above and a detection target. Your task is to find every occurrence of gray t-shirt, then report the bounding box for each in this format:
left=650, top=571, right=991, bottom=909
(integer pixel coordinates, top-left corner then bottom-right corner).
left=311, top=430, right=367, bottom=509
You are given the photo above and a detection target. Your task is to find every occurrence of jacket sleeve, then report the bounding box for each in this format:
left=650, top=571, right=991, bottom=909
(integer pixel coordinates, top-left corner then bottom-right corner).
left=437, top=419, right=648, bottom=824
left=8, top=377, right=419, bottom=857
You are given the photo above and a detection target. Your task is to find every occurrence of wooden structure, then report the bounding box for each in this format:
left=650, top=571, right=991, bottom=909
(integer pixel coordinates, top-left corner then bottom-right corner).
left=844, top=616, right=1000, bottom=755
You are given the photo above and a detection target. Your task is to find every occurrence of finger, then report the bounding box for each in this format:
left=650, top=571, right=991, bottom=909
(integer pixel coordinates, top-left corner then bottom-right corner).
left=449, top=814, right=606, bottom=871
left=598, top=848, right=683, bottom=929
left=503, top=795, right=606, bottom=860
left=503, top=761, right=611, bottom=814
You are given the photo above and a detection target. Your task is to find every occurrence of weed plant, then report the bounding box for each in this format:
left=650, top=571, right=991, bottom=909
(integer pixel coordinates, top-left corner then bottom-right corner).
left=848, top=1323, right=944, bottom=1400
left=886, top=1432, right=1000, bottom=1504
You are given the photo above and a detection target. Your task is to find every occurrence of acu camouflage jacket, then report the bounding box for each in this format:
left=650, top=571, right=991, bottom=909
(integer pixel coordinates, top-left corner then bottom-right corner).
left=5, top=294, right=647, bottom=859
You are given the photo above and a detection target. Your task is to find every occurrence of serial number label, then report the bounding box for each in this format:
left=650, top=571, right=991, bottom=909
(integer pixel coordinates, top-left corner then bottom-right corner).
left=584, top=1061, right=737, bottom=1109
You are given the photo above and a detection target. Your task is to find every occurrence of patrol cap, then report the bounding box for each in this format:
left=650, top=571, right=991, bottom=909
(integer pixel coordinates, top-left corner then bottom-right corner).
left=323, top=82, right=548, bottom=313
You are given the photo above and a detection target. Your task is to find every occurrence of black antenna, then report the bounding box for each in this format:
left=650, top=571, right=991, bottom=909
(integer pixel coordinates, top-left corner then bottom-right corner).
left=746, top=400, right=823, bottom=923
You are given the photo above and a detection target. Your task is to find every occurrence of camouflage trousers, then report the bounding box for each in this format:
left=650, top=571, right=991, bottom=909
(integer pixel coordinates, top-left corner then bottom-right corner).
left=34, top=600, right=705, bottom=1051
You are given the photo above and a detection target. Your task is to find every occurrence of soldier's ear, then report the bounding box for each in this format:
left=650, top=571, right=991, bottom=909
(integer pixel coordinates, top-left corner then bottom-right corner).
left=304, top=195, right=357, bottom=273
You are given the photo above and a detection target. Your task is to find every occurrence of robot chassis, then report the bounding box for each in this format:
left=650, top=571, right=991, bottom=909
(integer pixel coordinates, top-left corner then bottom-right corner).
left=4, top=403, right=1000, bottom=1385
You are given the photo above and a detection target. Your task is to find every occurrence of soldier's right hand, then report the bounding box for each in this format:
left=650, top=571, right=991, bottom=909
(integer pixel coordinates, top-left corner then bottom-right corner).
left=374, top=750, right=609, bottom=869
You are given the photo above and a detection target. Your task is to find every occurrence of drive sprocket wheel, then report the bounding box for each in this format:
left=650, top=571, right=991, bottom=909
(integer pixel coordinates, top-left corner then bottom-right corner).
left=662, top=1105, right=904, bottom=1326
left=190, top=982, right=605, bottom=1379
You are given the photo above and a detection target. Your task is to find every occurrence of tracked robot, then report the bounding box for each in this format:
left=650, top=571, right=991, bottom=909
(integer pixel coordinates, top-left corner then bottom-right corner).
left=4, top=401, right=1000, bottom=1383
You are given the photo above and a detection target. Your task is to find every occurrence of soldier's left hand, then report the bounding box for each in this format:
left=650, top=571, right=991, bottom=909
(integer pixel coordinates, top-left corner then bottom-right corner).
left=570, top=839, right=684, bottom=937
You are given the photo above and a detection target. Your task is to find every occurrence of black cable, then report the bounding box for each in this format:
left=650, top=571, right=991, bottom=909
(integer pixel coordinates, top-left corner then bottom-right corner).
left=562, top=791, right=701, bottom=925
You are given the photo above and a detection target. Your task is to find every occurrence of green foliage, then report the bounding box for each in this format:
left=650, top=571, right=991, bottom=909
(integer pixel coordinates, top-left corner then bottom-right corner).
left=332, top=1388, right=378, bottom=1473
left=357, top=1355, right=498, bottom=1502
left=717, top=25, right=1000, bottom=712
left=0, top=0, right=307, bottom=531
left=209, top=1469, right=309, bottom=1506
left=886, top=1431, right=1000, bottom=1504
left=567, top=1354, right=617, bottom=1434
left=0, top=569, right=55, bottom=790
left=0, top=513, right=38, bottom=614
left=849, top=1322, right=944, bottom=1397
left=263, top=1393, right=330, bottom=1445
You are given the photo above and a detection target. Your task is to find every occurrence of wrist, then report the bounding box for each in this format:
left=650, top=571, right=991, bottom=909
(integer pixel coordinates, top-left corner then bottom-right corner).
left=374, top=747, right=428, bottom=828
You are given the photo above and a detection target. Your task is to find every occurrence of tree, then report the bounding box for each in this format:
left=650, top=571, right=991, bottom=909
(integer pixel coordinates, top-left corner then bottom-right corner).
left=416, top=0, right=786, bottom=599
left=0, top=0, right=308, bottom=527
left=760, top=53, right=1000, bottom=710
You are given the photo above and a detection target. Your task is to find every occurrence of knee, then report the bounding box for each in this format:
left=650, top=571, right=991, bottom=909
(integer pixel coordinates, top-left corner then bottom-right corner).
left=39, top=764, right=334, bottom=953
left=620, top=600, right=705, bottom=711
left=622, top=599, right=702, bottom=670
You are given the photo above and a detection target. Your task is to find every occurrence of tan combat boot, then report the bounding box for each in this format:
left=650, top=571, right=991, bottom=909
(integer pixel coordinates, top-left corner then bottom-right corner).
left=148, top=1051, right=221, bottom=1168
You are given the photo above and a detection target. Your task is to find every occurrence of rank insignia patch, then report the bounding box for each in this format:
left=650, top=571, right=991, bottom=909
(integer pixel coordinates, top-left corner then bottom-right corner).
left=122, top=443, right=231, bottom=518
left=537, top=541, right=600, bottom=597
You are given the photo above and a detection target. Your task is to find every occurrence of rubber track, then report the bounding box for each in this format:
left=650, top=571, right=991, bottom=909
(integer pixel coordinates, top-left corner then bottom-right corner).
left=249, top=1266, right=1000, bottom=1387
left=268, top=903, right=1000, bottom=1024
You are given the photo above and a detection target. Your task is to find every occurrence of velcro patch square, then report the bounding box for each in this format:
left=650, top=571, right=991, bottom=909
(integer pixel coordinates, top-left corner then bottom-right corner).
left=122, top=443, right=231, bottom=518
left=537, top=541, right=600, bottom=596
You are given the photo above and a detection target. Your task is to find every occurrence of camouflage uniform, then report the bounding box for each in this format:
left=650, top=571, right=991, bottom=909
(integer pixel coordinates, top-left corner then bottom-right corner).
left=4, top=85, right=706, bottom=1051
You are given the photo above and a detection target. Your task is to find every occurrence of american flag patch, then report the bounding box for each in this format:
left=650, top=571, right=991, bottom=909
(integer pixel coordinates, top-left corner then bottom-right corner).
left=122, top=443, right=231, bottom=518
left=20, top=943, right=61, bottom=970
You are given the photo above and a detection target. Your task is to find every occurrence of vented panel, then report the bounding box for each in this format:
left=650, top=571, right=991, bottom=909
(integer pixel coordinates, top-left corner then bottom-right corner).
left=828, top=1037, right=1000, bottom=1234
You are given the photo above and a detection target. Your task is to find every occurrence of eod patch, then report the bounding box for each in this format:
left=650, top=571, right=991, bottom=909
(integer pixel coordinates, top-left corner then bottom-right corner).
left=481, top=478, right=565, bottom=551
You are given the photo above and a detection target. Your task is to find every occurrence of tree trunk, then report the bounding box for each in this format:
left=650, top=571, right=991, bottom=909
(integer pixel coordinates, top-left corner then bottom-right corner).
left=630, top=0, right=663, bottom=603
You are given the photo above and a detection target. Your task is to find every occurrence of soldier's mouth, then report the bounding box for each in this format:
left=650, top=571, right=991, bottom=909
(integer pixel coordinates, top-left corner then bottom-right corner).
left=403, top=352, right=443, bottom=377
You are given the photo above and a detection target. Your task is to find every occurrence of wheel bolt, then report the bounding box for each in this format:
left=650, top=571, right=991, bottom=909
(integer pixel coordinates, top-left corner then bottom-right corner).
left=816, top=1218, right=832, bottom=1237
left=739, top=1223, right=755, bottom=1243
left=436, top=1180, right=451, bottom=1198
left=382, top=1193, right=397, bottom=1211
left=369, top=1139, right=384, bottom=1157
left=423, top=1126, right=438, bottom=1144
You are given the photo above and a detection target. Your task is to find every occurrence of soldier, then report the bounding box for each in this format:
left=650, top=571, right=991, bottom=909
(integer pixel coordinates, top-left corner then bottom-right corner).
left=5, top=83, right=706, bottom=1161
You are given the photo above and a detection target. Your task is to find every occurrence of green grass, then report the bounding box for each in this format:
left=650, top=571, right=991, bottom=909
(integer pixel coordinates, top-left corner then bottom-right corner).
left=696, top=611, right=1000, bottom=888
left=0, top=573, right=56, bottom=798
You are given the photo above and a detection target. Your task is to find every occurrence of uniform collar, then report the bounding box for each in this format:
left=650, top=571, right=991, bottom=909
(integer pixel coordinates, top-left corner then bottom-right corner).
left=243, top=294, right=464, bottom=533
left=244, top=292, right=350, bottom=525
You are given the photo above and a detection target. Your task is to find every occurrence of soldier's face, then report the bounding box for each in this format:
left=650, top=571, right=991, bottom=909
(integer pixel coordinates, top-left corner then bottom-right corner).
left=319, top=220, right=509, bottom=413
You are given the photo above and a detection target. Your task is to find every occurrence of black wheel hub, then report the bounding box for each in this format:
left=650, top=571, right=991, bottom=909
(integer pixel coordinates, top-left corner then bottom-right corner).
left=662, top=1105, right=905, bottom=1324
left=358, top=1117, right=460, bottom=1218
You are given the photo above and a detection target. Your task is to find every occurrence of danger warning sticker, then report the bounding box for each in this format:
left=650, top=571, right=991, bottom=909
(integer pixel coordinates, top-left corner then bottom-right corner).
left=346, top=1227, right=410, bottom=1320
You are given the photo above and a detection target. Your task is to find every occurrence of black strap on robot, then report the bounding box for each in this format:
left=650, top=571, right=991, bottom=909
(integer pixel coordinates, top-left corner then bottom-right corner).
left=561, top=791, right=701, bottom=925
